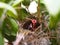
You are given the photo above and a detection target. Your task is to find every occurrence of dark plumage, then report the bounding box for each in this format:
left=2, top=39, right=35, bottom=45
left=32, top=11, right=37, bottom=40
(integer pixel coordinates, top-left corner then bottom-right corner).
left=23, top=19, right=40, bottom=31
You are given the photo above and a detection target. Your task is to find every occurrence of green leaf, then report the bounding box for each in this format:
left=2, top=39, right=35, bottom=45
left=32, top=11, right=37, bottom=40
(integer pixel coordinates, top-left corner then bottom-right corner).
left=50, top=38, right=58, bottom=45
left=2, top=17, right=18, bottom=42
left=0, top=9, right=4, bottom=17
left=12, top=0, right=23, bottom=7
left=49, top=12, right=60, bottom=29
left=0, top=30, right=4, bottom=45
left=42, top=0, right=60, bottom=29
left=17, top=8, right=30, bottom=21
left=4, top=0, right=11, bottom=3
left=0, top=2, right=17, bottom=18
left=0, top=0, right=5, bottom=2
left=35, top=0, right=44, bottom=3
left=0, top=0, right=12, bottom=3
left=22, top=0, right=30, bottom=6
left=7, top=10, right=18, bottom=18
left=9, top=17, right=18, bottom=36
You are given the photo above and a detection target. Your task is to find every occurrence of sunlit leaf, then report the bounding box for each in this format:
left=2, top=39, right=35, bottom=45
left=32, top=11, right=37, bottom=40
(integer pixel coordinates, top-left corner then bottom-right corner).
left=7, top=10, right=18, bottom=18
left=12, top=0, right=23, bottom=7
left=0, top=2, right=17, bottom=18
left=42, top=0, right=60, bottom=16
left=42, top=0, right=60, bottom=29
left=0, top=0, right=5, bottom=2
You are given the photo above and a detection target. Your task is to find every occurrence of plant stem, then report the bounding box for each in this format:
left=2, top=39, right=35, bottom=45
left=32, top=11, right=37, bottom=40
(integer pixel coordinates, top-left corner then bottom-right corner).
left=37, top=0, right=40, bottom=21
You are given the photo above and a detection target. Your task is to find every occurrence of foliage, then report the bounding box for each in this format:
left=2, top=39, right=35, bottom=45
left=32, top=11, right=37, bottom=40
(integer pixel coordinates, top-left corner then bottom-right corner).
left=22, top=0, right=30, bottom=6
left=0, top=2, right=17, bottom=18
left=50, top=38, right=58, bottom=45
left=0, top=9, right=4, bottom=17
left=0, top=0, right=11, bottom=3
left=0, top=30, right=4, bottom=45
left=49, top=12, right=60, bottom=29
left=0, top=0, right=17, bottom=44
left=17, top=8, right=30, bottom=21
left=0, top=0, right=60, bottom=45
left=2, top=17, right=18, bottom=42
left=42, top=0, right=60, bottom=45
left=42, top=0, right=60, bottom=29
left=12, top=0, right=23, bottom=7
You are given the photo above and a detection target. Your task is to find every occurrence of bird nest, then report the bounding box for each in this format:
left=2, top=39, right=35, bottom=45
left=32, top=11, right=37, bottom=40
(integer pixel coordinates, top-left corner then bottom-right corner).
left=18, top=28, right=50, bottom=45
left=17, top=15, right=50, bottom=45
